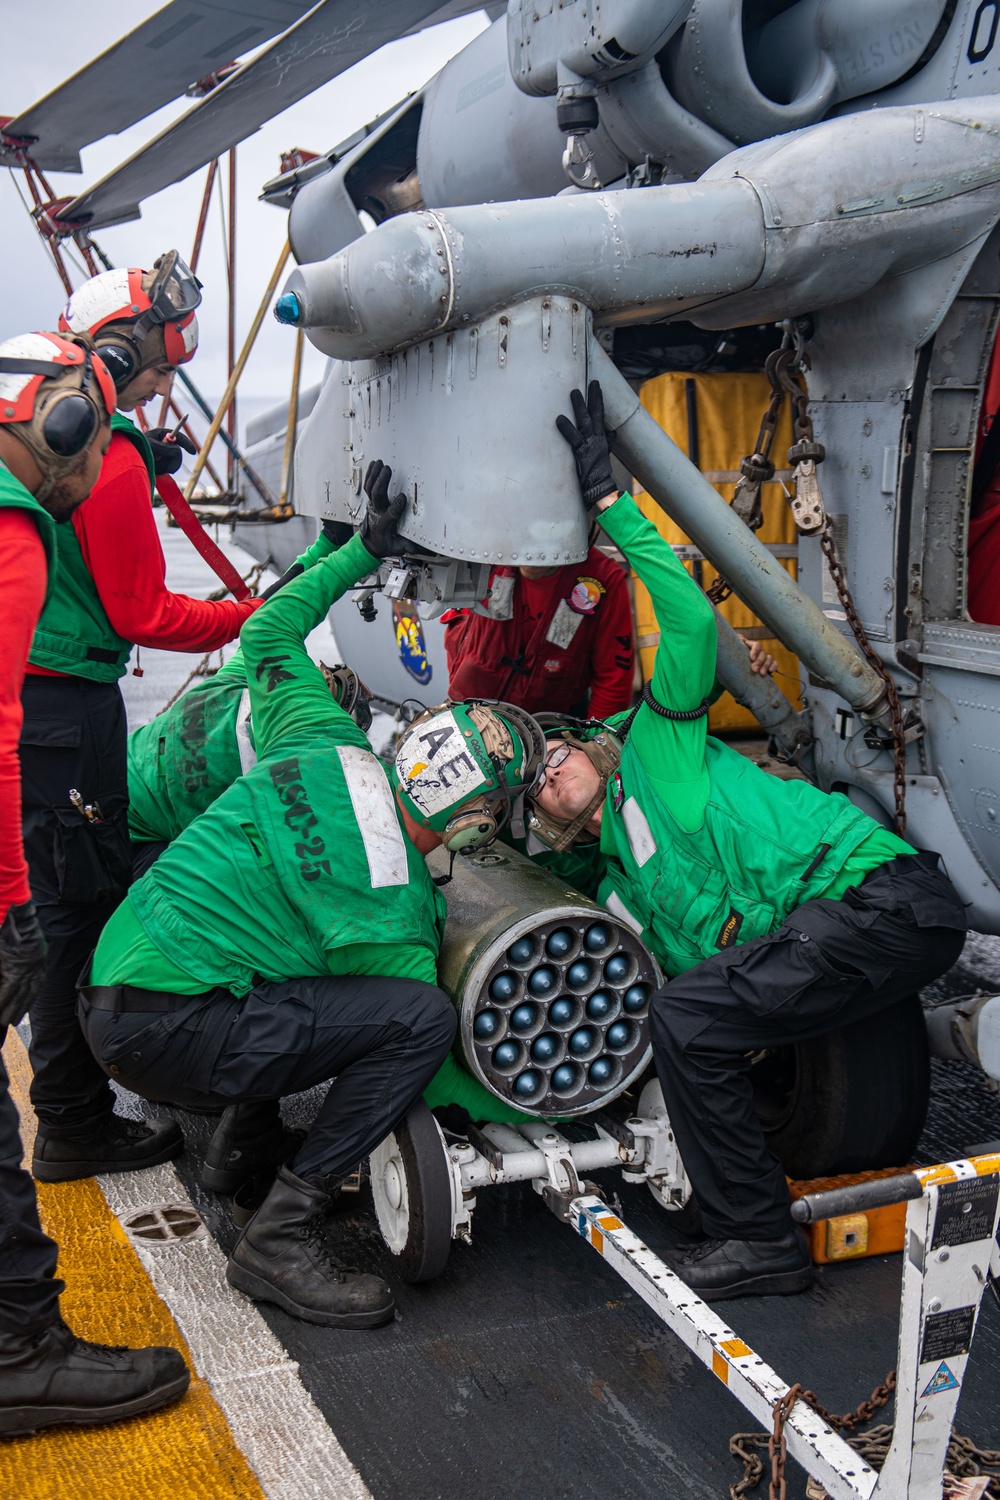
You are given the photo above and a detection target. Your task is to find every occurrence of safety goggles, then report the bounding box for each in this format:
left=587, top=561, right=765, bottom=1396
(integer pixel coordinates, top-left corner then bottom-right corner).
left=134, top=251, right=202, bottom=341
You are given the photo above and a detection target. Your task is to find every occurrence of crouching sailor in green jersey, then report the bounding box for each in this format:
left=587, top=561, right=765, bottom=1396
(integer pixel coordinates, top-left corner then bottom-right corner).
left=526, top=382, right=968, bottom=1303
left=78, top=461, right=543, bottom=1328
left=126, top=522, right=373, bottom=877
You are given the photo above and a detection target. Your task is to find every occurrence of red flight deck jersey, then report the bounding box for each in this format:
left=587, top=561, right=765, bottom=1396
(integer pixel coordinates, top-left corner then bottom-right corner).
left=0, top=509, right=48, bottom=916
left=445, top=545, right=634, bottom=719
left=26, top=430, right=258, bottom=680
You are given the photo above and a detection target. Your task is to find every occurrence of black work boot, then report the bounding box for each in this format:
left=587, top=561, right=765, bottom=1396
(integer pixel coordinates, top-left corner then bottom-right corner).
left=226, top=1165, right=395, bottom=1329
left=0, top=1318, right=189, bottom=1437
left=672, top=1228, right=814, bottom=1301
left=202, top=1100, right=305, bottom=1195
left=32, top=1114, right=183, bottom=1183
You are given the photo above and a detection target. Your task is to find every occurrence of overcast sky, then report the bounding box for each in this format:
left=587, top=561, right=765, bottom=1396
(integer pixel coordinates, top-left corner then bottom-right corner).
left=0, top=5, right=488, bottom=417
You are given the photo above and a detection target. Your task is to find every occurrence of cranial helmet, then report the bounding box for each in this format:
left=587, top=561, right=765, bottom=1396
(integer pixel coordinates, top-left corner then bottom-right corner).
left=58, top=251, right=202, bottom=392
left=0, top=331, right=116, bottom=501
left=524, top=717, right=623, bottom=854
left=392, top=699, right=546, bottom=854
left=320, top=661, right=374, bottom=733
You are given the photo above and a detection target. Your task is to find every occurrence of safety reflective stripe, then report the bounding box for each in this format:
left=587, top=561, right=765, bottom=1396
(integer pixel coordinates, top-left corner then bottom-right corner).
left=545, top=598, right=583, bottom=650
left=336, top=745, right=409, bottom=889
left=235, top=688, right=256, bottom=775
left=604, top=889, right=643, bottom=935
left=622, top=795, right=657, bottom=868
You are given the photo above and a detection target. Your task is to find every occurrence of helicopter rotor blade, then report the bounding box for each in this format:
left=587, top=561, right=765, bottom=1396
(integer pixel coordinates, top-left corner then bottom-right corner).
left=51, top=0, right=485, bottom=232
left=1, top=1, right=318, bottom=173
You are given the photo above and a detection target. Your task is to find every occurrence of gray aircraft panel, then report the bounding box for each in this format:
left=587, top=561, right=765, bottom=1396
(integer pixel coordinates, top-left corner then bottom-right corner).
left=53, top=0, right=485, bottom=230
left=841, top=0, right=994, bottom=112
left=667, top=0, right=950, bottom=145
left=1, top=1, right=314, bottom=173
left=327, top=594, right=448, bottom=710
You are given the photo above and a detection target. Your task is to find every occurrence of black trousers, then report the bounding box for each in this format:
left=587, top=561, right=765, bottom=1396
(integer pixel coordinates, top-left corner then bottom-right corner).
left=0, top=1042, right=62, bottom=1334
left=79, top=973, right=457, bottom=1180
left=19, top=676, right=132, bottom=1131
left=131, top=840, right=168, bottom=882
left=649, top=853, right=967, bottom=1241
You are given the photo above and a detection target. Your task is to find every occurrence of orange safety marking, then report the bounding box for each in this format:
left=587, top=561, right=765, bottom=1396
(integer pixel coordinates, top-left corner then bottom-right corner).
left=720, top=1338, right=753, bottom=1359
left=711, top=1350, right=729, bottom=1385
left=917, top=1164, right=960, bottom=1187
left=0, top=1031, right=265, bottom=1500
left=591, top=1227, right=605, bottom=1255
left=596, top=1215, right=623, bottom=1232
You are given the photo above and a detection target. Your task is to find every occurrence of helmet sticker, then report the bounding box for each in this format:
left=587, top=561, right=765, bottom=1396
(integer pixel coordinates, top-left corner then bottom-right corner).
left=396, top=708, right=484, bottom=818
left=568, top=576, right=604, bottom=615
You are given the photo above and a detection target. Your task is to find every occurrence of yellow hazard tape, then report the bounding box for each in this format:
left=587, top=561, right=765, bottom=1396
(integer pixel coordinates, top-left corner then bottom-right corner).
left=916, top=1154, right=1000, bottom=1188
left=0, top=1031, right=265, bottom=1500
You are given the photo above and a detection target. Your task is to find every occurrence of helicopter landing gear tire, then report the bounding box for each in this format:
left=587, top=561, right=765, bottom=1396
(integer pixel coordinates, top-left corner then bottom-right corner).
left=369, top=1100, right=454, bottom=1283
left=752, top=993, right=930, bottom=1179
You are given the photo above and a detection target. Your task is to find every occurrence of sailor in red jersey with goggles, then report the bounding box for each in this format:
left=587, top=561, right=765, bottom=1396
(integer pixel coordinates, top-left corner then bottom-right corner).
left=21, top=255, right=260, bottom=1185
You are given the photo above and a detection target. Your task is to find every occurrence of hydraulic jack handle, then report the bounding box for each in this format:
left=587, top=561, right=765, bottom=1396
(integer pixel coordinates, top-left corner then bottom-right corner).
left=792, top=1150, right=1000, bottom=1223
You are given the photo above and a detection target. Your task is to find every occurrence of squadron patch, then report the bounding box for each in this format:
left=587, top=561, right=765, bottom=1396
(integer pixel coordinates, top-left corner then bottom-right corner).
left=393, top=600, right=433, bottom=685
left=569, top=576, right=605, bottom=615
left=609, top=770, right=624, bottom=811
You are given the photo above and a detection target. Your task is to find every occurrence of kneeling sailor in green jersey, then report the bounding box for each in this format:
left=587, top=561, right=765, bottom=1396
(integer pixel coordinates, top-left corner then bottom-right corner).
left=525, top=382, right=968, bottom=1303
left=126, top=522, right=373, bottom=875
left=78, top=461, right=545, bottom=1328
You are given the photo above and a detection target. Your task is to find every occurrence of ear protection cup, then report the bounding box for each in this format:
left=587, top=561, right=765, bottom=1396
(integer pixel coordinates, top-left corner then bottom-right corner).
left=0, top=335, right=113, bottom=501
left=40, top=392, right=100, bottom=456
left=93, top=333, right=142, bottom=391
left=441, top=805, right=499, bottom=853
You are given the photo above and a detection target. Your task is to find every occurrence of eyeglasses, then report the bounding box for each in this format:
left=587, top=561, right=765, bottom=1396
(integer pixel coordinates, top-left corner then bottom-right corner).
left=543, top=741, right=572, bottom=774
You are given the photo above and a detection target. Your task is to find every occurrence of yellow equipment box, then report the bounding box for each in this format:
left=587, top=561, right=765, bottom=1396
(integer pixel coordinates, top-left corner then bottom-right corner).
left=788, top=1166, right=917, bottom=1265
left=631, top=370, right=801, bottom=733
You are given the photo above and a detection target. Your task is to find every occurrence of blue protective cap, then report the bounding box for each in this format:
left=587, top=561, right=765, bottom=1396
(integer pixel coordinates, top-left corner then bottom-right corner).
left=274, top=292, right=302, bottom=325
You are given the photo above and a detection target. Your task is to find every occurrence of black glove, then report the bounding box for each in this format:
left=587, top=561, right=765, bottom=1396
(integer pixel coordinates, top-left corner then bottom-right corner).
left=555, top=380, right=616, bottom=510
left=359, top=460, right=407, bottom=559
left=322, top=518, right=355, bottom=549
left=0, top=901, right=48, bottom=1031
left=145, top=426, right=197, bottom=477
left=259, top=518, right=362, bottom=599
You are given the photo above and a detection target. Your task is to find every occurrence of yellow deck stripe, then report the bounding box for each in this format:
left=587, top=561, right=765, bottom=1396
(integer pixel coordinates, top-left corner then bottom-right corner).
left=1, top=1030, right=265, bottom=1500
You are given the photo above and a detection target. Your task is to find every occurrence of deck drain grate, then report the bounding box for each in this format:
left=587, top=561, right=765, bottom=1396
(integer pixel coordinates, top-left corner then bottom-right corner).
left=123, top=1203, right=205, bottom=1244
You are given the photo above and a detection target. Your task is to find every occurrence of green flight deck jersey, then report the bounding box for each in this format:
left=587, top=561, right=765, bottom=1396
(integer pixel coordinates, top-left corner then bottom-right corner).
left=95, top=532, right=534, bottom=1125
left=589, top=495, right=913, bottom=980
left=127, top=530, right=338, bottom=842
left=0, top=460, right=56, bottom=585
left=28, top=414, right=153, bottom=681
left=94, top=533, right=447, bottom=995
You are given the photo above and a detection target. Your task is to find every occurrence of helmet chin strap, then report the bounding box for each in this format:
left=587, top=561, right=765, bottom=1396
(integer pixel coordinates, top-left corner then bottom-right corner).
left=526, top=727, right=622, bottom=853
left=432, top=850, right=457, bottom=888
left=542, top=772, right=610, bottom=853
